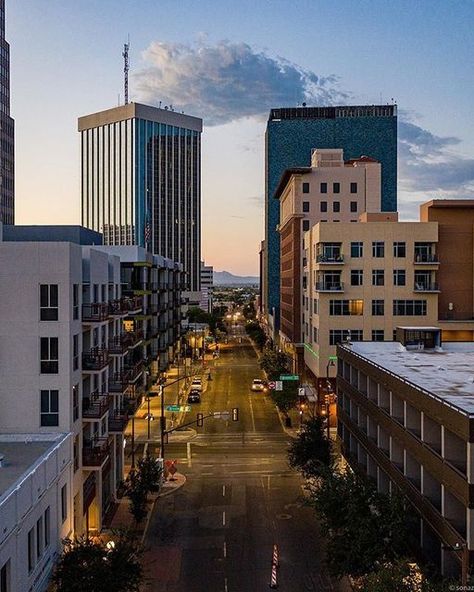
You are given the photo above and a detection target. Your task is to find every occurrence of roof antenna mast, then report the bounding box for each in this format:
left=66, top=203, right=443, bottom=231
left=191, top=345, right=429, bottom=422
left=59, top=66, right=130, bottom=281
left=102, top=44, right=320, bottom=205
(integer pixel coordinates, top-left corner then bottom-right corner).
left=123, top=38, right=130, bottom=105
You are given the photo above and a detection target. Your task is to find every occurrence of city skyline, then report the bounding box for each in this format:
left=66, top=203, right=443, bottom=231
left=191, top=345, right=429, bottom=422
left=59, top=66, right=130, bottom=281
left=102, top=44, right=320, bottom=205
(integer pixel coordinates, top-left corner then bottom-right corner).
left=8, top=0, right=474, bottom=275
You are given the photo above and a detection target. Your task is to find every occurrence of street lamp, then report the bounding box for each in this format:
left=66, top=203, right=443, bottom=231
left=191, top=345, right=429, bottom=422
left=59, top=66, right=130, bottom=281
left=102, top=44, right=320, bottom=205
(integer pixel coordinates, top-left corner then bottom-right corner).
left=325, top=359, right=336, bottom=440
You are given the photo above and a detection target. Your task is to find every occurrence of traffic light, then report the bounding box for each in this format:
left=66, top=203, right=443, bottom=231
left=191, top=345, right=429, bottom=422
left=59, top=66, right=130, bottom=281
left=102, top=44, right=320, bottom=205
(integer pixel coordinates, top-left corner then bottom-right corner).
left=197, top=413, right=204, bottom=427
left=232, top=407, right=239, bottom=422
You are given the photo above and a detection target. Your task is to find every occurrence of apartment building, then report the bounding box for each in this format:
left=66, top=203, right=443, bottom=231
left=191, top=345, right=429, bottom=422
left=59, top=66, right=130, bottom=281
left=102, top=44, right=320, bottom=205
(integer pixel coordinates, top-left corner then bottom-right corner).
left=199, top=261, right=213, bottom=314
left=303, top=218, right=440, bottom=388
left=0, top=433, right=72, bottom=592
left=276, top=148, right=383, bottom=371
left=337, top=331, right=474, bottom=580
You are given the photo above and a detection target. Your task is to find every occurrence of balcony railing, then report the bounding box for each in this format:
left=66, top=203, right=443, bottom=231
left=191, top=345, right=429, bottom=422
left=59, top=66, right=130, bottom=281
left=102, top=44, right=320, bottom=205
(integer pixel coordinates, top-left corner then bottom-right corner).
left=414, top=282, right=440, bottom=292
left=82, top=303, right=110, bottom=323
left=109, top=410, right=129, bottom=433
left=316, top=254, right=344, bottom=264
left=315, top=282, right=344, bottom=292
left=414, top=253, right=439, bottom=264
left=83, top=437, right=110, bottom=467
left=122, top=296, right=144, bottom=313
left=82, top=348, right=109, bottom=371
left=124, top=361, right=144, bottom=383
left=82, top=391, right=110, bottom=419
left=126, top=329, right=144, bottom=347
left=108, top=334, right=132, bottom=355
left=108, top=299, right=127, bottom=316
left=109, top=370, right=132, bottom=392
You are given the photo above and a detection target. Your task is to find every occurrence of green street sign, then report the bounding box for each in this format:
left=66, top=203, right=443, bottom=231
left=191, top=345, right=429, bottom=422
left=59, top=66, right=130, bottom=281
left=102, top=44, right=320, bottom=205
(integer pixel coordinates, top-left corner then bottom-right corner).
left=166, top=405, right=180, bottom=412
left=180, top=405, right=191, bottom=412
left=279, top=374, right=299, bottom=381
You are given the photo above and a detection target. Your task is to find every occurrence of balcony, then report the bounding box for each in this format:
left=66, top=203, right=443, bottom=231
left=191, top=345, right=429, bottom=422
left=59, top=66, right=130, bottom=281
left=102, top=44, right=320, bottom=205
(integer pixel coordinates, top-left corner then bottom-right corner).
left=108, top=299, right=128, bottom=316
left=82, top=348, right=109, bottom=372
left=122, top=296, right=143, bottom=313
left=126, top=329, right=144, bottom=348
left=109, top=410, right=129, bottom=433
left=108, top=334, right=131, bottom=355
left=82, top=437, right=110, bottom=468
left=82, top=473, right=96, bottom=512
left=316, top=254, right=344, bottom=264
left=82, top=391, right=110, bottom=420
left=414, top=282, right=440, bottom=292
left=124, top=361, right=144, bottom=383
left=414, top=253, right=439, bottom=264
left=315, top=282, right=344, bottom=292
left=109, top=370, right=132, bottom=393
left=82, top=303, right=110, bottom=323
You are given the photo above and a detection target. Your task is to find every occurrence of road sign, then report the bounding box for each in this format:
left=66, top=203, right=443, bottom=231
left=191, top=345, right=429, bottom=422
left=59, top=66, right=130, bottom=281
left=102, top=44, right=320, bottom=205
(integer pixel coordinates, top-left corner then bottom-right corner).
left=213, top=411, right=231, bottom=420
left=268, top=381, right=276, bottom=390
left=279, top=374, right=299, bottom=381
left=166, top=405, right=180, bottom=412
left=275, top=381, right=283, bottom=391
left=180, top=405, right=191, bottom=412
left=298, top=387, right=305, bottom=397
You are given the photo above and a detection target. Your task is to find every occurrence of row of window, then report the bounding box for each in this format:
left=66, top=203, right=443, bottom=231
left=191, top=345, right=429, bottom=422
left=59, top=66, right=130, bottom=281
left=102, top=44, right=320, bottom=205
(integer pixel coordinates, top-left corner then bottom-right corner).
left=311, top=327, right=397, bottom=345
left=303, top=181, right=358, bottom=194
left=27, top=506, right=52, bottom=574
left=326, top=299, right=427, bottom=316
left=303, top=200, right=358, bottom=213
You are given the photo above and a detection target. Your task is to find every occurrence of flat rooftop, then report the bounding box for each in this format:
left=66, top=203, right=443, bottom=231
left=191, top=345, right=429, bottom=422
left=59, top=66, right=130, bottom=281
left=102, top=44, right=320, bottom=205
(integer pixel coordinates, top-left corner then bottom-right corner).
left=344, top=342, right=474, bottom=416
left=0, top=435, right=65, bottom=500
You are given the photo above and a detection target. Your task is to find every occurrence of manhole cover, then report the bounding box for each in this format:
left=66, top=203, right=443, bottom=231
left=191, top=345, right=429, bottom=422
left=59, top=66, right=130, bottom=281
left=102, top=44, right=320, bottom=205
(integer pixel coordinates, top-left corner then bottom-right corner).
left=276, top=513, right=292, bottom=520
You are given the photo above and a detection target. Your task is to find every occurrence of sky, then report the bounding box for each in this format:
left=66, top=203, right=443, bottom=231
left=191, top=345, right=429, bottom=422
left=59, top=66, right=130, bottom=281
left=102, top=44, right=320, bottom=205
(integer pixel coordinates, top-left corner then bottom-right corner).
left=8, top=0, right=474, bottom=276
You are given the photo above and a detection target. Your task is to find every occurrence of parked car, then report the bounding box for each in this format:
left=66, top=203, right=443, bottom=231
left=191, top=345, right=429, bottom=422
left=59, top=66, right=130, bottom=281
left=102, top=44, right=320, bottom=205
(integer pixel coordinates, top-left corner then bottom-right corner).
left=187, top=390, right=201, bottom=403
left=251, top=378, right=266, bottom=392
left=191, top=379, right=203, bottom=392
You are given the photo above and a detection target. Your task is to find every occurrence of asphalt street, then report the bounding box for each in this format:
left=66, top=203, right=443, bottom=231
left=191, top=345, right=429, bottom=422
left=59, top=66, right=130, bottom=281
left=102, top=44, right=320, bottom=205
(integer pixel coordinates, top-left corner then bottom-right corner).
left=143, top=329, right=343, bottom=592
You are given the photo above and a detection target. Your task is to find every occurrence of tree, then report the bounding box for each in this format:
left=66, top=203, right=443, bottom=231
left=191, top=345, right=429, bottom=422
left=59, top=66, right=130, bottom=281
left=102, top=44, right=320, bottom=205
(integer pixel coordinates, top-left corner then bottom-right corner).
left=270, top=382, right=299, bottom=417
left=245, top=321, right=266, bottom=349
left=358, top=559, right=452, bottom=592
left=126, top=470, right=148, bottom=524
left=53, top=533, right=143, bottom=592
left=259, top=349, right=289, bottom=379
left=288, top=417, right=332, bottom=478
left=137, top=454, right=163, bottom=493
left=308, top=469, right=410, bottom=578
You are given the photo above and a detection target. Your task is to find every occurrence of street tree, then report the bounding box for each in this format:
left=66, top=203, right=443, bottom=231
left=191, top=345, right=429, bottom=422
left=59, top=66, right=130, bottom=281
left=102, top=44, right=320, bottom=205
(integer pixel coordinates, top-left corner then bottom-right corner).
left=53, top=533, right=143, bottom=592
left=270, top=382, right=299, bottom=417
left=287, top=417, right=332, bottom=478
left=358, top=559, right=452, bottom=592
left=126, top=469, right=148, bottom=524
left=137, top=454, right=163, bottom=493
left=308, top=469, right=409, bottom=578
left=259, top=349, right=289, bottom=379
left=245, top=321, right=266, bottom=349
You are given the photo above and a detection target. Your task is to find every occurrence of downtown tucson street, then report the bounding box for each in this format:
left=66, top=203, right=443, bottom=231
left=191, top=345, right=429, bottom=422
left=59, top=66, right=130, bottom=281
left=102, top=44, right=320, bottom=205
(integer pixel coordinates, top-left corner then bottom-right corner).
left=141, top=322, right=343, bottom=592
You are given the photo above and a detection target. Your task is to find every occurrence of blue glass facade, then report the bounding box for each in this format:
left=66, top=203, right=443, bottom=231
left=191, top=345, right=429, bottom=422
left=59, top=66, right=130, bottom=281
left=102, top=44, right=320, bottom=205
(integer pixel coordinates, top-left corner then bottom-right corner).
left=264, top=105, right=397, bottom=318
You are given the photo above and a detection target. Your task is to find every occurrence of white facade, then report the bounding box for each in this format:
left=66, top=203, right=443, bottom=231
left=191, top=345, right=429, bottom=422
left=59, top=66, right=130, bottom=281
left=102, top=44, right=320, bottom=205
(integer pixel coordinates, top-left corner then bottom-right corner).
left=199, top=261, right=214, bottom=313
left=0, top=433, right=72, bottom=592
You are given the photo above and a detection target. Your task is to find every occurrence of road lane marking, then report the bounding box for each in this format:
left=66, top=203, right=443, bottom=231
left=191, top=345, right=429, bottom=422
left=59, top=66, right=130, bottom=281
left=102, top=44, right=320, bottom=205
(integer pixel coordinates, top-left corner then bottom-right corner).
left=223, top=541, right=227, bottom=557
left=224, top=577, right=228, bottom=592
left=222, top=484, right=226, bottom=497
left=222, top=511, right=226, bottom=526
left=248, top=395, right=256, bottom=432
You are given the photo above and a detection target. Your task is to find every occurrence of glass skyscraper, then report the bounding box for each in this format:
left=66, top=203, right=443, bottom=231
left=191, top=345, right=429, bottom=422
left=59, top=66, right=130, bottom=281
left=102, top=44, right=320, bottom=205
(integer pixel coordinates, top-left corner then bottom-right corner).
left=79, top=103, right=202, bottom=291
left=264, top=104, right=397, bottom=322
left=0, top=0, right=14, bottom=224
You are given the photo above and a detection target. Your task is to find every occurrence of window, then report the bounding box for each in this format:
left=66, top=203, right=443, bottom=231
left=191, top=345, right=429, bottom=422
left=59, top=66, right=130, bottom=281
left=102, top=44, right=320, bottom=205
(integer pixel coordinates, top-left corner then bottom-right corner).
left=393, top=269, right=406, bottom=286
left=302, top=201, right=310, bottom=213
left=393, top=242, right=406, bottom=258
left=329, top=300, right=364, bottom=316
left=313, top=299, right=319, bottom=314
left=61, top=484, right=68, bottom=523
left=302, top=182, right=310, bottom=194
left=333, top=182, right=340, bottom=194
left=372, top=330, right=384, bottom=342
left=350, top=201, right=358, bottom=213
left=329, top=329, right=363, bottom=345
left=73, top=385, right=79, bottom=422
left=351, top=242, right=363, bottom=258
left=313, top=327, right=318, bottom=343
left=302, top=220, right=310, bottom=231
left=40, top=390, right=59, bottom=427
left=351, top=270, right=363, bottom=286
left=44, top=507, right=50, bottom=548
left=73, top=334, right=79, bottom=371
left=372, top=241, right=385, bottom=257
left=320, top=182, right=327, bottom=194
left=40, top=284, right=58, bottom=321
left=372, top=300, right=384, bottom=316
left=333, top=201, right=340, bottom=213
left=320, top=201, right=327, bottom=212
left=393, top=300, right=427, bottom=316
left=40, top=337, right=58, bottom=374
left=73, top=435, right=79, bottom=472
left=36, top=517, right=43, bottom=560
left=372, top=270, right=384, bottom=286
left=0, top=561, right=10, bottom=592
left=73, top=284, right=79, bottom=320
left=350, top=182, right=358, bottom=194
left=28, top=528, right=35, bottom=573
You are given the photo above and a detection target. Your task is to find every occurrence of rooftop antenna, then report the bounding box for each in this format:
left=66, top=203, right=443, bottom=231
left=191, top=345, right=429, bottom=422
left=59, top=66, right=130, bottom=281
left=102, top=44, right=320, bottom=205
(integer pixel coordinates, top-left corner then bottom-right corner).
left=122, top=37, right=130, bottom=104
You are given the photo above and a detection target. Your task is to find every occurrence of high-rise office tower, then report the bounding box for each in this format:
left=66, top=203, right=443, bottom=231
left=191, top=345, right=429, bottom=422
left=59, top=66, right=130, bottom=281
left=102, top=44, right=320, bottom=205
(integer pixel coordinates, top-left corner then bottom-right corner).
left=79, top=103, right=202, bottom=291
left=0, top=0, right=14, bottom=224
left=264, top=105, right=397, bottom=327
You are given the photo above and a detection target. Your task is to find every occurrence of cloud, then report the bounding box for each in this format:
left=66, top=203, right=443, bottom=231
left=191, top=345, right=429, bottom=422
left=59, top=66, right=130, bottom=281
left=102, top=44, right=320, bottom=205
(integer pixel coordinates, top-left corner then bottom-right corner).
left=134, top=40, right=348, bottom=126
left=134, top=40, right=474, bottom=201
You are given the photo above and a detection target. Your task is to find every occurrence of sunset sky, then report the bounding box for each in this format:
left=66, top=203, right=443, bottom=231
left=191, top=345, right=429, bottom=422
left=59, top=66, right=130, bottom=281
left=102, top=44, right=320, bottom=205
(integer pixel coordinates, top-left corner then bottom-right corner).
left=9, top=0, right=474, bottom=275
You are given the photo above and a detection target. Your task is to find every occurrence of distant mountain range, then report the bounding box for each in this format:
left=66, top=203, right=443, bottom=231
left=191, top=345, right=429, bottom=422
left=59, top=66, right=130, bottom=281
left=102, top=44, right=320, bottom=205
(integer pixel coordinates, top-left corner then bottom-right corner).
left=213, top=271, right=259, bottom=286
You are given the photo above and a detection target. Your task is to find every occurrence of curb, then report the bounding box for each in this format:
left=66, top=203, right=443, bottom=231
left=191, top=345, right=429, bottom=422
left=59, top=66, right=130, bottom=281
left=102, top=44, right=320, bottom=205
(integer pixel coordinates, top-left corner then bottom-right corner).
left=276, top=407, right=299, bottom=439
